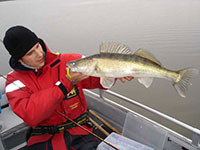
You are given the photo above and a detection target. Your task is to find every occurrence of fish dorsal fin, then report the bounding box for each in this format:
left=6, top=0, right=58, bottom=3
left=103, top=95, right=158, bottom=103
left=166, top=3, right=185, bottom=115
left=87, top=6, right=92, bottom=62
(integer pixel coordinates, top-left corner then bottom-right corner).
left=100, top=42, right=133, bottom=54
left=134, top=48, right=162, bottom=66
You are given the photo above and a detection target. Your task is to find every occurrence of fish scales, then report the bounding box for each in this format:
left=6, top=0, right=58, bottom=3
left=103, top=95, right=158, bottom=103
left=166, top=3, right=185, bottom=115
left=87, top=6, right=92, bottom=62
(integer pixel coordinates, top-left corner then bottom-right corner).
left=91, top=53, right=169, bottom=78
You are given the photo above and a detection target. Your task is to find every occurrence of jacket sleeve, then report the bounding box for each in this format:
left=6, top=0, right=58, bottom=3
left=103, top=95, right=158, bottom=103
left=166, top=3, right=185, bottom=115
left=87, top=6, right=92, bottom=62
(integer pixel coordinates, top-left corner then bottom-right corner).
left=5, top=74, right=73, bottom=127
left=80, top=76, right=104, bottom=89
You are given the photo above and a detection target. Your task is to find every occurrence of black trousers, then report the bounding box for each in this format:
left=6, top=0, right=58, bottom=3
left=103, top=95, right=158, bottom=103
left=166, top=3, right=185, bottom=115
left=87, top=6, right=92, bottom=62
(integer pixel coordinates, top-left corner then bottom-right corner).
left=27, top=132, right=100, bottom=150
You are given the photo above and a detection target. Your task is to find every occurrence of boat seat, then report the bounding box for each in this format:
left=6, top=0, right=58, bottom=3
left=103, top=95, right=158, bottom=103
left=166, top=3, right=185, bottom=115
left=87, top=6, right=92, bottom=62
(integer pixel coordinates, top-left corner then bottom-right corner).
left=0, top=77, right=29, bottom=150
left=122, top=112, right=167, bottom=150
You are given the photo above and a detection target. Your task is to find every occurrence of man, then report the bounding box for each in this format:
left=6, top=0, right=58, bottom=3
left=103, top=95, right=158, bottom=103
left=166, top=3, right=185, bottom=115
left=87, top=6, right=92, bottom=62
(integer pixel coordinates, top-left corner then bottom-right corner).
left=3, top=25, right=133, bottom=150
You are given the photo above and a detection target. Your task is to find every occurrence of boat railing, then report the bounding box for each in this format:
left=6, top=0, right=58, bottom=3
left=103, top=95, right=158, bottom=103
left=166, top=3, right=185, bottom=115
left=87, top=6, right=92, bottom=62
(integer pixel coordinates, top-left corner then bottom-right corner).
left=90, top=89, right=200, bottom=147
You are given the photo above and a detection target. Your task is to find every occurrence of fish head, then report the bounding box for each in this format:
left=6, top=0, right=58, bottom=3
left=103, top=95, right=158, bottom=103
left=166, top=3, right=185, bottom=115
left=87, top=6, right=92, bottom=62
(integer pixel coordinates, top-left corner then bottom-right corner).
left=66, top=58, right=96, bottom=75
left=66, top=59, right=86, bottom=72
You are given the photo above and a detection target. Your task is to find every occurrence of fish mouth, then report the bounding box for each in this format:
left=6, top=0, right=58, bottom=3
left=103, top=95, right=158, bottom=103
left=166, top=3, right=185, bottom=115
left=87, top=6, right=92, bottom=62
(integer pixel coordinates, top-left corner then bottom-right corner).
left=66, top=62, right=71, bottom=67
left=66, top=62, right=77, bottom=72
left=66, top=63, right=73, bottom=69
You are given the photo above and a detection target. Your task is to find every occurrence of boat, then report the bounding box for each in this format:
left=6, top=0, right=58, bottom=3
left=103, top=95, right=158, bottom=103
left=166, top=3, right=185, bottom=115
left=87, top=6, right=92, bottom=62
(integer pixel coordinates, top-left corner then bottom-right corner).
left=0, top=77, right=200, bottom=150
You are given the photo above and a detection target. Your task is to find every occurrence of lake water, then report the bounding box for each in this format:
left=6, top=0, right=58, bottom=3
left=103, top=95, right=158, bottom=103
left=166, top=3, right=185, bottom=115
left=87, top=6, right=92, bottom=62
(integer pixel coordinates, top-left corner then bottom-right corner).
left=0, top=0, right=200, bottom=138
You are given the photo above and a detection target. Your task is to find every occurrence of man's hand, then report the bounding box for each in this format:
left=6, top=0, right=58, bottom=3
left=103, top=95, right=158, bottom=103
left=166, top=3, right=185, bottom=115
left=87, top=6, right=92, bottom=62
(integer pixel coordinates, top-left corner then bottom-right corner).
left=119, top=76, right=134, bottom=83
left=67, top=71, right=88, bottom=84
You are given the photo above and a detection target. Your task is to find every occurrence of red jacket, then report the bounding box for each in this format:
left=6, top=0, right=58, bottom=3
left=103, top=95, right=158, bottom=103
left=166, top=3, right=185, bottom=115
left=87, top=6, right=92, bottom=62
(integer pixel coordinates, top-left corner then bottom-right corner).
left=5, top=42, right=104, bottom=149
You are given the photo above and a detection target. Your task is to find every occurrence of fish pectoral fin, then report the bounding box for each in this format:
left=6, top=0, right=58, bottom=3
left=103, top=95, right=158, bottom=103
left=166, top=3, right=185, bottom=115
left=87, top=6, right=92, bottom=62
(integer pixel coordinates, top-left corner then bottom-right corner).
left=137, top=77, right=153, bottom=88
left=134, top=48, right=162, bottom=66
left=100, top=77, right=115, bottom=89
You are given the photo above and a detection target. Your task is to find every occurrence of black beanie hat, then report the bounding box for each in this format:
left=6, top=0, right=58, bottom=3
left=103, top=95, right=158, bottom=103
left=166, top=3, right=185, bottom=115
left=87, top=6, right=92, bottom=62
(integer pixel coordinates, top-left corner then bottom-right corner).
left=3, top=25, right=39, bottom=60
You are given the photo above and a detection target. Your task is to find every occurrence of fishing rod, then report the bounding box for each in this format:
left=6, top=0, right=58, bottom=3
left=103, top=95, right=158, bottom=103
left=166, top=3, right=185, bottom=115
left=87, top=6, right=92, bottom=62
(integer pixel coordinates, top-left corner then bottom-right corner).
left=0, top=74, right=7, bottom=81
left=56, top=110, right=119, bottom=150
left=0, top=74, right=32, bottom=94
left=0, top=73, right=119, bottom=150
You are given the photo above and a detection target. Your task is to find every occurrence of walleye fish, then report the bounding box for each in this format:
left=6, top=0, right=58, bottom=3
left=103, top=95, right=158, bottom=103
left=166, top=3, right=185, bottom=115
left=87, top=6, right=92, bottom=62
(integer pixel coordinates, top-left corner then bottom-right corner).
left=67, top=42, right=199, bottom=98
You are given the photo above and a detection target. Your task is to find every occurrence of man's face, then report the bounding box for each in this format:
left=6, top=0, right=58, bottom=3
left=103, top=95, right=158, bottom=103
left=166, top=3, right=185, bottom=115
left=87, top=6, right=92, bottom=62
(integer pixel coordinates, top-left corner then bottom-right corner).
left=19, top=43, right=45, bottom=68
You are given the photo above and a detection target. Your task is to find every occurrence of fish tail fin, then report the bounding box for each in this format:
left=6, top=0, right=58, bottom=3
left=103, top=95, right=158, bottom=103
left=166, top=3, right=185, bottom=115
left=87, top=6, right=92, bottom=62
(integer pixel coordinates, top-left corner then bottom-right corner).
left=174, top=68, right=199, bottom=98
